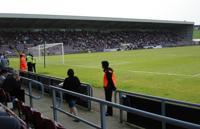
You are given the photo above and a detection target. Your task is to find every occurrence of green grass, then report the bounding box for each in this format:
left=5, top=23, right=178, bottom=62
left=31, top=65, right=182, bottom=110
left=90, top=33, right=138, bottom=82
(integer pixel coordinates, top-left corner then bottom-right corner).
left=9, top=46, right=200, bottom=103
left=193, top=30, right=200, bottom=39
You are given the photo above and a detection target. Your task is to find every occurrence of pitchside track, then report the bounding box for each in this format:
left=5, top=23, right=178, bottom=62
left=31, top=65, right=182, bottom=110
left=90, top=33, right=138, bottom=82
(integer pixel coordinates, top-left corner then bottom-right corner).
left=10, top=46, right=200, bottom=103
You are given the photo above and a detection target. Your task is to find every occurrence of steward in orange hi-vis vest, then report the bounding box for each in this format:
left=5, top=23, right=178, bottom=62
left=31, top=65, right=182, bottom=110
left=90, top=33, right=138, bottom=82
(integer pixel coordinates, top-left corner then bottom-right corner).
left=103, top=68, right=116, bottom=89
left=101, top=60, right=116, bottom=116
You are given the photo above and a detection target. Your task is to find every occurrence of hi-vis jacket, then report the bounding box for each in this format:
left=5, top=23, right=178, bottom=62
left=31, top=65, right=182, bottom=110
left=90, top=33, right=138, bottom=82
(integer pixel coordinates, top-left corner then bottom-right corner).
left=26, top=55, right=32, bottom=63
left=103, top=68, right=116, bottom=88
left=20, top=55, right=27, bottom=72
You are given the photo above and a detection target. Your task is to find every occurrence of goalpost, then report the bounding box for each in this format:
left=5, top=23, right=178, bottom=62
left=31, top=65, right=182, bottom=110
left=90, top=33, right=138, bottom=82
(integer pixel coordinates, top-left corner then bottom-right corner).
left=28, top=43, right=65, bottom=64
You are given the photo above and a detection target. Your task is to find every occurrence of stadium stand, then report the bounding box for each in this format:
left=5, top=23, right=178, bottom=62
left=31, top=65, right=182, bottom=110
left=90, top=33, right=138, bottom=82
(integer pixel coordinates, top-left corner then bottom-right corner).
left=0, top=13, right=195, bottom=56
left=0, top=30, right=186, bottom=56
left=0, top=13, right=198, bottom=129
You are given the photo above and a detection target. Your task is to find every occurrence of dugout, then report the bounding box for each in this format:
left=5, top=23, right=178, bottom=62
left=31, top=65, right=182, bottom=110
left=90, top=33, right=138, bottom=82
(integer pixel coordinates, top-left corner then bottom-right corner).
left=118, top=91, right=200, bottom=129
left=19, top=71, right=92, bottom=110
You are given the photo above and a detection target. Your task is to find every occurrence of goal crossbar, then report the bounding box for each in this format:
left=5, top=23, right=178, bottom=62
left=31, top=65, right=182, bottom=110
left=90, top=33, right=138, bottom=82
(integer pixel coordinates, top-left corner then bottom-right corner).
left=28, top=43, right=65, bottom=64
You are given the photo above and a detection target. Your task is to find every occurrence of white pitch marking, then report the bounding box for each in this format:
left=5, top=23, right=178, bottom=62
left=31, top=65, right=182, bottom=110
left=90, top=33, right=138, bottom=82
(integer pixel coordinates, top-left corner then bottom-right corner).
left=193, top=73, right=200, bottom=77
left=69, top=64, right=99, bottom=69
left=111, top=61, right=131, bottom=66
left=127, top=70, right=198, bottom=78
left=67, top=61, right=130, bottom=69
left=37, top=61, right=200, bottom=78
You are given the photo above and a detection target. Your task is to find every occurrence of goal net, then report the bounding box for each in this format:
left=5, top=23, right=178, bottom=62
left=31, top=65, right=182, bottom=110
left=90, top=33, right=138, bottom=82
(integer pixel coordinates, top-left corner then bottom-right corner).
left=28, top=43, right=64, bottom=64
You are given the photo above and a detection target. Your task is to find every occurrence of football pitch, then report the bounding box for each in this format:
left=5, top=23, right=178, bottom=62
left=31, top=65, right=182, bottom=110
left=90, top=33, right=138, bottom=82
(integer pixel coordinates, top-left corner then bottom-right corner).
left=193, top=29, right=200, bottom=39
left=10, top=46, right=200, bottom=103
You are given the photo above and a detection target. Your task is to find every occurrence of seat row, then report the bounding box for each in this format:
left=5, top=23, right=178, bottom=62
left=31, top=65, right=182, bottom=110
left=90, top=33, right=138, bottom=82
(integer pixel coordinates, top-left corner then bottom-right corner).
left=16, top=100, right=66, bottom=129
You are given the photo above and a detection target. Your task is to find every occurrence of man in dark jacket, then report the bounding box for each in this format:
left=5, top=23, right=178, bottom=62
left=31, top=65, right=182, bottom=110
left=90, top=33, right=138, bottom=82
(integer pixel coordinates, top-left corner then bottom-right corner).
left=62, top=68, right=81, bottom=122
left=0, top=69, right=7, bottom=88
left=2, top=70, right=21, bottom=101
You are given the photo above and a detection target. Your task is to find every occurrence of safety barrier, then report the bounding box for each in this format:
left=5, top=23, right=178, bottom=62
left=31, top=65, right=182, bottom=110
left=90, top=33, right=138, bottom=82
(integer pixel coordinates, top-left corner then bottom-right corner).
left=114, top=90, right=200, bottom=129
left=20, top=76, right=44, bottom=107
left=19, top=75, right=200, bottom=129
left=20, top=71, right=92, bottom=110
left=49, top=85, right=200, bottom=129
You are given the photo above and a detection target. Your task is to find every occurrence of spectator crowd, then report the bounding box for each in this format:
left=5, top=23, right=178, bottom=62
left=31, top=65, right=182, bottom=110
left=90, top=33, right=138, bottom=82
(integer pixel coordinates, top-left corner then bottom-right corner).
left=0, top=30, right=184, bottom=56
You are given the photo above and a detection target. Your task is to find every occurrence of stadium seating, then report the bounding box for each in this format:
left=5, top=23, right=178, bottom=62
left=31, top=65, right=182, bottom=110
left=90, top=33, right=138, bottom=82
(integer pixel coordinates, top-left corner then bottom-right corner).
left=23, top=105, right=33, bottom=124
left=15, top=99, right=67, bottom=129
left=32, top=110, right=43, bottom=129
left=42, top=117, right=57, bottom=129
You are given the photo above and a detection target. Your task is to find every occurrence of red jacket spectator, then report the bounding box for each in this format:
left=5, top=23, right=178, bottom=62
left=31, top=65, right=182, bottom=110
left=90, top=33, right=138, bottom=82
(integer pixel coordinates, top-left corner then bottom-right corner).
left=20, top=53, right=27, bottom=72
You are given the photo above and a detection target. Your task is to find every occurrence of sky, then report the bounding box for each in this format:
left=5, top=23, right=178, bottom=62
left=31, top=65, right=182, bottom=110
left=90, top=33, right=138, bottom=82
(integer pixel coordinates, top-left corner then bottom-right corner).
left=0, top=0, right=199, bottom=25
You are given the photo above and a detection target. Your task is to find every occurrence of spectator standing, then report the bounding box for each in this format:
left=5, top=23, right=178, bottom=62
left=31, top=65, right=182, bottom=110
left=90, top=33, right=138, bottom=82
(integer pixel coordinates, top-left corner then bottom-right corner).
left=26, top=53, right=33, bottom=72
left=101, top=61, right=116, bottom=116
left=19, top=53, right=27, bottom=72
left=1, top=55, right=9, bottom=68
left=62, top=69, right=81, bottom=122
left=0, top=69, right=7, bottom=88
left=0, top=53, right=3, bottom=67
left=32, top=56, right=36, bottom=73
left=2, top=70, right=22, bottom=102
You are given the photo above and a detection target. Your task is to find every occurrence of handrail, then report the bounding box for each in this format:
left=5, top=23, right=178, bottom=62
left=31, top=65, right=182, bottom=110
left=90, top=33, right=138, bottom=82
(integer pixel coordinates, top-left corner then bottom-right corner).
left=21, top=71, right=93, bottom=110
left=21, top=71, right=200, bottom=129
left=115, top=90, right=200, bottom=107
left=49, top=85, right=200, bottom=129
left=20, top=76, right=44, bottom=107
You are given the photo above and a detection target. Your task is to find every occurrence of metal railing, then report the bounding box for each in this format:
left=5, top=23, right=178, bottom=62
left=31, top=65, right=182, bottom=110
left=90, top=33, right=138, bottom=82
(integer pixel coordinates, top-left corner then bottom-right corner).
left=20, top=76, right=44, bottom=107
left=20, top=71, right=93, bottom=110
left=49, top=85, right=200, bottom=129
left=114, top=90, right=200, bottom=107
left=114, top=90, right=200, bottom=129
left=19, top=75, right=200, bottom=129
